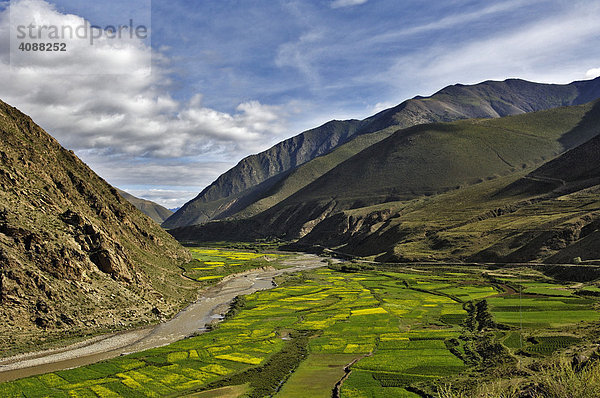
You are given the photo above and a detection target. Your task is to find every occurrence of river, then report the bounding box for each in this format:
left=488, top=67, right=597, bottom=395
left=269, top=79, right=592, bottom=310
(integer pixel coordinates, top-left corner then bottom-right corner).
left=0, top=254, right=326, bottom=382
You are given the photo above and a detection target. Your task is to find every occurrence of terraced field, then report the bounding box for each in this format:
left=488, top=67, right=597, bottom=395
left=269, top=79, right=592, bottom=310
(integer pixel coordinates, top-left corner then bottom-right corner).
left=2, top=261, right=599, bottom=397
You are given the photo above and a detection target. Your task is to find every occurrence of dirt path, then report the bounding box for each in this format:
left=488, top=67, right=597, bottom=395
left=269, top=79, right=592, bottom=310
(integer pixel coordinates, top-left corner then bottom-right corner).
left=332, top=353, right=372, bottom=398
left=0, top=254, right=326, bottom=382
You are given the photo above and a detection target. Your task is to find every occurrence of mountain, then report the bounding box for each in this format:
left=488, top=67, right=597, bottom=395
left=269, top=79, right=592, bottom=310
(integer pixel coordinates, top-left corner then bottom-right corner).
left=116, top=188, right=173, bottom=224
left=0, top=100, right=196, bottom=356
left=499, top=102, right=600, bottom=198
left=169, top=100, right=600, bottom=264
left=268, top=102, right=597, bottom=210
left=164, top=77, right=600, bottom=229
left=162, top=119, right=362, bottom=228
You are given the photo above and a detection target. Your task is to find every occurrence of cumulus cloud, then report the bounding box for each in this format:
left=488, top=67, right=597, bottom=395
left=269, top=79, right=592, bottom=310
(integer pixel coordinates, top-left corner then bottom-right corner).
left=123, top=188, right=200, bottom=210
left=586, top=68, right=600, bottom=79
left=0, top=0, right=290, bottom=206
left=331, top=0, right=368, bottom=9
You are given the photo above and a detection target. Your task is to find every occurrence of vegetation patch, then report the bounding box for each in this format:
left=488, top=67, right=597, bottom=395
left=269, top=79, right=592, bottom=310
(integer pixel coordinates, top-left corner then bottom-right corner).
left=2, top=263, right=599, bottom=397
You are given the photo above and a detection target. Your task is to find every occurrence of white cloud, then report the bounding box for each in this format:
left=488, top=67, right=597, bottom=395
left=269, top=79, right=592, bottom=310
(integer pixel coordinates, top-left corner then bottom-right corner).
left=122, top=188, right=200, bottom=209
left=275, top=29, right=325, bottom=87
left=373, top=3, right=600, bottom=94
left=370, top=101, right=395, bottom=114
left=586, top=68, right=600, bottom=79
left=0, top=0, right=291, bottom=206
left=368, top=0, right=545, bottom=43
left=331, top=0, right=368, bottom=9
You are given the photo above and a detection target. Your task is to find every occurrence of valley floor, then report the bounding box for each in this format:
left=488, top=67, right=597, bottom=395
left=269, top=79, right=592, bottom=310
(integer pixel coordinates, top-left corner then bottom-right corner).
left=0, top=253, right=325, bottom=383
left=2, top=251, right=600, bottom=397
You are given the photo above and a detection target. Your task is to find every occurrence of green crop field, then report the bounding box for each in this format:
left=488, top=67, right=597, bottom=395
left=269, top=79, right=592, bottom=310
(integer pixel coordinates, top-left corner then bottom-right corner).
left=182, top=248, right=286, bottom=283
left=1, top=259, right=599, bottom=397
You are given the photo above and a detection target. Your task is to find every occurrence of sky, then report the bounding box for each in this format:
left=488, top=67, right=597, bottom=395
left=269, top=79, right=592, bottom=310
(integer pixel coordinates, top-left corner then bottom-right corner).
left=1, top=0, right=600, bottom=208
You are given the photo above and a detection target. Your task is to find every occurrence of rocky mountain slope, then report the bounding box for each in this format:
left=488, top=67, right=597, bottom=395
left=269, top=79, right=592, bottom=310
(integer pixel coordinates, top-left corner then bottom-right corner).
left=162, top=119, right=362, bottom=228
left=164, top=77, right=600, bottom=229
left=116, top=188, right=173, bottom=224
left=170, top=100, right=600, bottom=264
left=0, top=101, right=196, bottom=355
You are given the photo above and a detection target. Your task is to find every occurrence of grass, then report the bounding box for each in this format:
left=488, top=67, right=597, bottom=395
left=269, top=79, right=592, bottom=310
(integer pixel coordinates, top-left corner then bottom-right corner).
left=533, top=359, right=600, bottom=397
left=182, top=384, right=249, bottom=397
left=488, top=293, right=599, bottom=328
left=525, top=336, right=581, bottom=356
left=2, top=263, right=599, bottom=397
left=276, top=354, right=360, bottom=398
left=519, top=282, right=574, bottom=297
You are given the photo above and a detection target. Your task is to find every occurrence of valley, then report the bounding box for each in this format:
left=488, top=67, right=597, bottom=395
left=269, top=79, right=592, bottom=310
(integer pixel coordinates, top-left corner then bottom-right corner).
left=2, top=249, right=600, bottom=397
left=0, top=251, right=326, bottom=383
left=2, top=71, right=600, bottom=397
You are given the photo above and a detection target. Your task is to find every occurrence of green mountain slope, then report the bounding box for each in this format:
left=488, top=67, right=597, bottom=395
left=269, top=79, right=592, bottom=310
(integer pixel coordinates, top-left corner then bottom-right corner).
left=279, top=103, right=596, bottom=206
left=500, top=104, right=600, bottom=198
left=164, top=77, right=600, bottom=229
left=0, top=101, right=195, bottom=355
left=227, top=127, right=397, bottom=220
left=287, top=103, right=600, bottom=263
left=116, top=188, right=173, bottom=223
left=170, top=101, right=600, bottom=265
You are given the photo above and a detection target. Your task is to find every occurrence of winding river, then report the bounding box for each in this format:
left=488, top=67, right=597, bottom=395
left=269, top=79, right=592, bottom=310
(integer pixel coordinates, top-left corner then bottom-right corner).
left=0, top=254, right=325, bottom=382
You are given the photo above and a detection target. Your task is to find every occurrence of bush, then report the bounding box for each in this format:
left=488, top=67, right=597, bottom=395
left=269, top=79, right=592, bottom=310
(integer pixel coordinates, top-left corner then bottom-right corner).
left=533, top=359, right=600, bottom=398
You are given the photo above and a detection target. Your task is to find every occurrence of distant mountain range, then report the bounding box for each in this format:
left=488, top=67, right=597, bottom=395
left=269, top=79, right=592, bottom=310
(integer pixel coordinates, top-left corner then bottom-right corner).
left=163, top=77, right=600, bottom=229
left=116, top=188, right=173, bottom=224
left=168, top=77, right=600, bottom=264
left=0, top=101, right=195, bottom=354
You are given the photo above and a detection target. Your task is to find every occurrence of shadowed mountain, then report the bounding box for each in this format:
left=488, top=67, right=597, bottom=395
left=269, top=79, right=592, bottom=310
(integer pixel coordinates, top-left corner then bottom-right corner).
left=116, top=188, right=173, bottom=224
left=164, top=77, right=600, bottom=229
left=0, top=101, right=196, bottom=355
left=498, top=103, right=600, bottom=198
left=162, top=120, right=362, bottom=228
left=272, top=102, right=598, bottom=208
left=170, top=100, right=600, bottom=264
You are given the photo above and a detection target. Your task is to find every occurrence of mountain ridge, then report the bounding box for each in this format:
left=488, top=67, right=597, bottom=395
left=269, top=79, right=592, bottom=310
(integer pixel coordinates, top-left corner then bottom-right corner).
left=169, top=100, right=600, bottom=265
left=116, top=188, right=173, bottom=224
left=164, top=76, right=600, bottom=229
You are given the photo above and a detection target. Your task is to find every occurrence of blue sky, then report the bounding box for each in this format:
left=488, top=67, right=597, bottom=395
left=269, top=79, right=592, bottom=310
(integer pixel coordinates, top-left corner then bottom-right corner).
left=1, top=0, right=600, bottom=207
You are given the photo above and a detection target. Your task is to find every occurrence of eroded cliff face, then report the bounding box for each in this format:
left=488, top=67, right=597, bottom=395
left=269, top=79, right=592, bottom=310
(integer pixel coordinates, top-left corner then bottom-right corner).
left=0, top=100, right=195, bottom=356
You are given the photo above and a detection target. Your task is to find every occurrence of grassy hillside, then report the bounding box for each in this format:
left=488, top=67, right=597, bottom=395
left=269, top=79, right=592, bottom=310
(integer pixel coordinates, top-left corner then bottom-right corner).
left=294, top=125, right=600, bottom=263
left=0, top=100, right=196, bottom=355
left=165, top=77, right=600, bottom=229
left=230, top=127, right=398, bottom=219
left=116, top=188, right=173, bottom=224
left=295, top=171, right=599, bottom=264
left=170, top=101, right=600, bottom=265
left=283, top=102, right=596, bottom=205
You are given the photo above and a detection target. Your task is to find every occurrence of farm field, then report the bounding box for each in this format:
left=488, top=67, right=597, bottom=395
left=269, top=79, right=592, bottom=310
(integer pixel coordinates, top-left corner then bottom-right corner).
left=183, top=248, right=286, bottom=283
left=1, top=260, right=599, bottom=397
